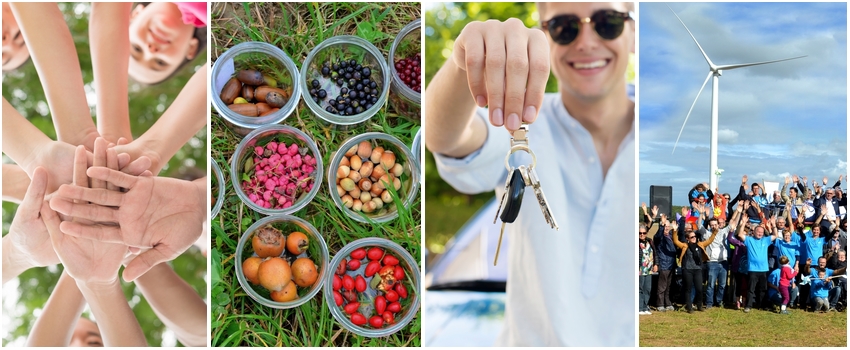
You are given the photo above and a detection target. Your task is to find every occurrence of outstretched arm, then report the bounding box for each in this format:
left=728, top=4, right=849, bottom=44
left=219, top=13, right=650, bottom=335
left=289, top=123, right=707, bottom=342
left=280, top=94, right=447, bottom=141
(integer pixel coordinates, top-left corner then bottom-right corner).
left=114, top=65, right=208, bottom=174
left=134, top=263, right=207, bottom=346
left=2, top=163, right=30, bottom=203
left=25, top=272, right=86, bottom=346
left=10, top=3, right=97, bottom=149
left=90, top=2, right=133, bottom=143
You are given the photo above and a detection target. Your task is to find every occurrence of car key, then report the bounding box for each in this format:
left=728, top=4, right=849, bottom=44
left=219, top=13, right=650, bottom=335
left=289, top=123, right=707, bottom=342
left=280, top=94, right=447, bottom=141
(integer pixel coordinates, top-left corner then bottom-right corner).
left=494, top=167, right=526, bottom=266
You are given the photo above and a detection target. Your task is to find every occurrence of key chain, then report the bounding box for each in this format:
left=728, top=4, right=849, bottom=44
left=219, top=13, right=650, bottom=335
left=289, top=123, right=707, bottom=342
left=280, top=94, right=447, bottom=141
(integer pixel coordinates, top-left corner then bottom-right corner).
left=493, top=124, right=559, bottom=265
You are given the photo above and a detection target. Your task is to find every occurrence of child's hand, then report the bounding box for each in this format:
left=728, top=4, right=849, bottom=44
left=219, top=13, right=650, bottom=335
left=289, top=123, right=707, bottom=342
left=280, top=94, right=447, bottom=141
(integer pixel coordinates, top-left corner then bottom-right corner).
left=7, top=167, right=59, bottom=267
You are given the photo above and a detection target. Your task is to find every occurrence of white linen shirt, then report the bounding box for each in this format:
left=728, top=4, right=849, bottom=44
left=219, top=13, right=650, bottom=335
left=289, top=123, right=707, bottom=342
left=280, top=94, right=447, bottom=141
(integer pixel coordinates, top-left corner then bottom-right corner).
left=433, top=92, right=635, bottom=346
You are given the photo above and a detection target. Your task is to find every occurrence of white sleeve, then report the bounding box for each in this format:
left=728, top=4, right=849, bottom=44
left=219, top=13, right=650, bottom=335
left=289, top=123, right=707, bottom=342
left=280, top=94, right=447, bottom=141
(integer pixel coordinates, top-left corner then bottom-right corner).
left=432, top=108, right=511, bottom=195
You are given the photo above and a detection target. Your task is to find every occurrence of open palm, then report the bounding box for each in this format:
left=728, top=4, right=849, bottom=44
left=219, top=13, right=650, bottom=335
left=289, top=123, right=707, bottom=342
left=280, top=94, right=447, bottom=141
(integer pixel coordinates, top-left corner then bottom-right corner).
left=49, top=167, right=205, bottom=281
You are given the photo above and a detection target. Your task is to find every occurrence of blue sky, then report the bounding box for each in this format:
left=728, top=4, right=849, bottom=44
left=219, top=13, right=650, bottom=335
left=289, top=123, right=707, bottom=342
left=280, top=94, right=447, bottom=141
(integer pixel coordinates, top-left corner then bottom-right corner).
left=639, top=2, right=847, bottom=206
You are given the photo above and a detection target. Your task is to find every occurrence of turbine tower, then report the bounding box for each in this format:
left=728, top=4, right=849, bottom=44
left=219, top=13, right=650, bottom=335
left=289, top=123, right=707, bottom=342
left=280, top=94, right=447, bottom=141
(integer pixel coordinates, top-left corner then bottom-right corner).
left=668, top=5, right=805, bottom=190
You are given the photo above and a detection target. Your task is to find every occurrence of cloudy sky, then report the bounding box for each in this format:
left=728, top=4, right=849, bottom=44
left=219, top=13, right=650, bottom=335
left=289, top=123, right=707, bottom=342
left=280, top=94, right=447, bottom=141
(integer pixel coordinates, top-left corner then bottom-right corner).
left=639, top=2, right=847, bottom=206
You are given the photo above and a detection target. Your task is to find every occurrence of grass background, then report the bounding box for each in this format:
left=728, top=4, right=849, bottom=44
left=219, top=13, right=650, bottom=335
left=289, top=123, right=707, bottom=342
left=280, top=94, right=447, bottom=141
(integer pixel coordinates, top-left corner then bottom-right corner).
left=209, top=2, right=421, bottom=347
left=639, top=307, right=846, bottom=347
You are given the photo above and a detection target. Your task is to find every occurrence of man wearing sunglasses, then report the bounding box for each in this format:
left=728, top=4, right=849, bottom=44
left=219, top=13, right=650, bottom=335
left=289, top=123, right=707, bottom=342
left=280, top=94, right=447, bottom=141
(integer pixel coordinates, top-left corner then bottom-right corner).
left=425, top=2, right=635, bottom=346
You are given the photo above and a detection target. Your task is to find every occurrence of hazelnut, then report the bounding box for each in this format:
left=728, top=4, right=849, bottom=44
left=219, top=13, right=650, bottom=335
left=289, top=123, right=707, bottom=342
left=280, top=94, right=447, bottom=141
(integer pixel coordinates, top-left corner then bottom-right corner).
left=381, top=150, right=396, bottom=170
left=381, top=190, right=393, bottom=203
left=359, top=161, right=373, bottom=178
left=370, top=147, right=385, bottom=164
left=352, top=199, right=363, bottom=212
left=391, top=163, right=404, bottom=177
left=347, top=170, right=362, bottom=183
left=350, top=155, right=362, bottom=171
left=393, top=177, right=401, bottom=191
left=337, top=165, right=350, bottom=179
left=336, top=185, right=346, bottom=197
left=349, top=187, right=361, bottom=199
left=342, top=195, right=354, bottom=208
left=372, top=197, right=384, bottom=210
left=340, top=178, right=357, bottom=192
left=357, top=141, right=372, bottom=159
left=360, top=192, right=372, bottom=203
left=345, top=145, right=357, bottom=157
left=359, top=178, right=372, bottom=192
left=371, top=165, right=386, bottom=181
left=370, top=183, right=383, bottom=196
left=378, top=174, right=394, bottom=189
left=340, top=157, right=350, bottom=167
left=362, top=200, right=377, bottom=213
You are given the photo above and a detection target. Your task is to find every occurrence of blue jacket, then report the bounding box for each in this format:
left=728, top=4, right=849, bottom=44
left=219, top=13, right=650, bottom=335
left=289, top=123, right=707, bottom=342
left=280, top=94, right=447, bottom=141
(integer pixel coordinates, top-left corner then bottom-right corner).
left=653, top=224, right=677, bottom=270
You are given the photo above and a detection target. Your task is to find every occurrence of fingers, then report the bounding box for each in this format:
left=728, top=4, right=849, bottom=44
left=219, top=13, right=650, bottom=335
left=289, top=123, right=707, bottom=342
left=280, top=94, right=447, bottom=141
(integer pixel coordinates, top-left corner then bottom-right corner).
left=87, top=167, right=139, bottom=189
left=57, top=184, right=124, bottom=207
left=20, top=167, right=49, bottom=217
left=41, top=201, right=64, bottom=250
left=523, top=29, right=549, bottom=124
left=483, top=22, right=507, bottom=128
left=49, top=196, right=119, bottom=223
left=92, top=137, right=108, bottom=189
left=503, top=19, right=530, bottom=131
left=117, top=153, right=130, bottom=170
left=456, top=23, right=487, bottom=108
left=123, top=247, right=170, bottom=282
left=121, top=156, right=151, bottom=177
left=73, top=145, right=89, bottom=189
left=106, top=148, right=119, bottom=191
left=57, top=220, right=124, bottom=244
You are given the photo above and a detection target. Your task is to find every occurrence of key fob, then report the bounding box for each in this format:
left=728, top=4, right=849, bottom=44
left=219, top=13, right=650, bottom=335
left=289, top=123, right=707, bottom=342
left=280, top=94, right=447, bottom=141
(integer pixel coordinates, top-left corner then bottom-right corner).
left=500, top=168, right=525, bottom=223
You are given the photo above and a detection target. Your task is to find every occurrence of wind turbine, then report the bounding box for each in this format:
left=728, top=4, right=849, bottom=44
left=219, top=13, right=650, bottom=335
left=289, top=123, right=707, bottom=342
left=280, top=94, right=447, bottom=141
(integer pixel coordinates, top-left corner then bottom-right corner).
left=668, top=5, right=806, bottom=190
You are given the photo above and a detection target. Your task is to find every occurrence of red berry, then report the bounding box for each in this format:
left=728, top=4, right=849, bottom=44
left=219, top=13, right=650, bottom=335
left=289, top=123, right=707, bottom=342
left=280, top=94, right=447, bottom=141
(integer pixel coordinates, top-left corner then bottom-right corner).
left=343, top=289, right=357, bottom=302
left=333, top=291, right=344, bottom=306
left=387, top=301, right=401, bottom=313
left=375, top=295, right=387, bottom=315
left=396, top=284, right=408, bottom=299
left=342, top=275, right=354, bottom=290
left=350, top=247, right=366, bottom=260
left=383, top=255, right=399, bottom=266
left=344, top=302, right=360, bottom=314
left=393, top=265, right=404, bottom=281
left=355, top=275, right=367, bottom=292
left=336, top=259, right=347, bottom=275
left=350, top=312, right=367, bottom=326
left=332, top=275, right=342, bottom=291
left=369, top=315, right=384, bottom=328
left=347, top=259, right=361, bottom=271
left=367, top=247, right=384, bottom=261
left=385, top=290, right=399, bottom=302
left=364, top=261, right=381, bottom=277
left=382, top=311, right=395, bottom=324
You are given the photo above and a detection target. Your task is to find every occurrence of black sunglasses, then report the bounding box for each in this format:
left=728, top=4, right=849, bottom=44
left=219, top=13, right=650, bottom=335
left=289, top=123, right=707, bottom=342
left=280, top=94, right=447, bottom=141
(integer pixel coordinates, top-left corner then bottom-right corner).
left=639, top=231, right=647, bottom=235
left=541, top=10, right=633, bottom=46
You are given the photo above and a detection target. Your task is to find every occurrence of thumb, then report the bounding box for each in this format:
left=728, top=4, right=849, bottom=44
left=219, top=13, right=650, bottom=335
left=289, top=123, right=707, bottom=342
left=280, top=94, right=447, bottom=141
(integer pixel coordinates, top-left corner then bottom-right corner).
left=40, top=201, right=64, bottom=250
left=21, top=167, right=49, bottom=216
left=122, top=247, right=169, bottom=282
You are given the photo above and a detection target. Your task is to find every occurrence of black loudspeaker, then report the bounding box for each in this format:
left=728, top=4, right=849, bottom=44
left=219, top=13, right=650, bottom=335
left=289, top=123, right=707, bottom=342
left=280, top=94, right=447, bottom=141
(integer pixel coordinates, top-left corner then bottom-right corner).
left=650, top=185, right=673, bottom=218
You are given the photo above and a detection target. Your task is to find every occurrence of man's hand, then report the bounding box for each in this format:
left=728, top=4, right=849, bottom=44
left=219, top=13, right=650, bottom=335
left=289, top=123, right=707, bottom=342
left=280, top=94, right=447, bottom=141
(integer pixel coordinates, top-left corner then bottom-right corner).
left=452, top=19, right=550, bottom=132
left=785, top=176, right=790, bottom=185
left=7, top=167, right=58, bottom=267
left=651, top=205, right=658, bottom=218
left=793, top=175, right=799, bottom=183
left=49, top=167, right=205, bottom=282
left=742, top=175, right=748, bottom=185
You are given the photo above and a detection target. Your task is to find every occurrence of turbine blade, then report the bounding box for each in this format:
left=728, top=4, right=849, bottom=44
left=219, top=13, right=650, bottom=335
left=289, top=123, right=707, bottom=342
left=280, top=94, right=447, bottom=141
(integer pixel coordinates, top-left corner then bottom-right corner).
left=667, top=4, right=716, bottom=68
left=673, top=71, right=713, bottom=154
left=716, top=55, right=807, bottom=71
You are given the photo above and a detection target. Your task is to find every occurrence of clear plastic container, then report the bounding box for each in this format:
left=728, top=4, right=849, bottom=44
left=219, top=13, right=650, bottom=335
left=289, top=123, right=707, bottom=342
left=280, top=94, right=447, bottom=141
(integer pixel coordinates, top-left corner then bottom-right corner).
left=300, top=35, right=390, bottom=128
left=388, top=18, right=421, bottom=121
left=323, top=237, right=420, bottom=337
left=411, top=128, right=422, bottom=185
left=211, top=156, right=225, bottom=220
left=230, top=125, right=323, bottom=216
left=326, top=132, right=420, bottom=223
left=235, top=215, right=329, bottom=309
left=211, top=42, right=302, bottom=137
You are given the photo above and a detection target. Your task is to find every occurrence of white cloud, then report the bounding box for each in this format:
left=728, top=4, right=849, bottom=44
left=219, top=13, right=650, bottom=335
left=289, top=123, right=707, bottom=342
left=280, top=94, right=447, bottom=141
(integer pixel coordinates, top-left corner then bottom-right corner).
left=717, top=129, right=739, bottom=143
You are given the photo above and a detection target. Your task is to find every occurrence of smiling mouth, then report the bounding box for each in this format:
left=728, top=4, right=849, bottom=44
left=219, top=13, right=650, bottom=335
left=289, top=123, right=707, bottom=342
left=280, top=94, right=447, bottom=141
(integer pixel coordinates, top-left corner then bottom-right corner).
left=570, top=59, right=609, bottom=70
left=149, top=26, right=171, bottom=45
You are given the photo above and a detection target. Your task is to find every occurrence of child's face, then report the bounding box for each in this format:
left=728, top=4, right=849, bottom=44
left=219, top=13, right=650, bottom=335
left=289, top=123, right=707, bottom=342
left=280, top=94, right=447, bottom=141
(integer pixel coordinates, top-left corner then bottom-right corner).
left=2, top=3, right=30, bottom=71
left=69, top=318, right=103, bottom=347
left=128, top=3, right=199, bottom=84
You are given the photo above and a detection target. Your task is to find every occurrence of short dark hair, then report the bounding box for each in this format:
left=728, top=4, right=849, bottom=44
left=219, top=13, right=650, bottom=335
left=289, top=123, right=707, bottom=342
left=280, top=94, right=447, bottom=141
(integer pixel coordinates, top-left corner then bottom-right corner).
left=707, top=217, right=718, bottom=225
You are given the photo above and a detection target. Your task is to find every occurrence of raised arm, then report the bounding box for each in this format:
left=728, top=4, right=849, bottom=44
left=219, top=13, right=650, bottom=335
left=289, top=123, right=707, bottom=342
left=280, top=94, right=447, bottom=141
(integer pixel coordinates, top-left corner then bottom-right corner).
left=90, top=2, right=133, bottom=143
left=25, top=272, right=86, bottom=346
left=2, top=163, right=30, bottom=203
left=133, top=263, right=206, bottom=346
left=10, top=3, right=97, bottom=149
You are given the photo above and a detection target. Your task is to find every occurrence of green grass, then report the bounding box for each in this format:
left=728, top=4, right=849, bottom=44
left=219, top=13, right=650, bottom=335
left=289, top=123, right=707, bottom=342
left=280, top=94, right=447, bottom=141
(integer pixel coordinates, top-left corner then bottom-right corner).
left=640, top=307, right=846, bottom=347
left=210, top=3, right=420, bottom=347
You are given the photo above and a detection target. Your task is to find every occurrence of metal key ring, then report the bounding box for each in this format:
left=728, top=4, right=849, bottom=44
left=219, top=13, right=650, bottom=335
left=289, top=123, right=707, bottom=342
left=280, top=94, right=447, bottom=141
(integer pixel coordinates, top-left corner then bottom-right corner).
left=504, top=145, right=537, bottom=171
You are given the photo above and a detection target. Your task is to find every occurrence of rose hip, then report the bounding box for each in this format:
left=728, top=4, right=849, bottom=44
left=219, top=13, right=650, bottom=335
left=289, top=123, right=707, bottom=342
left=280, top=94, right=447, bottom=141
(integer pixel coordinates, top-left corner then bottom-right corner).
left=336, top=259, right=347, bottom=275
left=394, top=265, right=404, bottom=281
left=383, top=255, right=399, bottom=266
left=350, top=312, right=367, bottom=326
left=375, top=295, right=387, bottom=315
left=367, top=247, right=383, bottom=261
left=369, top=316, right=384, bottom=328
left=355, top=275, right=367, bottom=292
left=364, top=261, right=381, bottom=277
left=350, top=247, right=366, bottom=260
left=342, top=275, right=354, bottom=291
left=347, top=259, right=361, bottom=271
left=382, top=311, right=395, bottom=324
left=332, top=275, right=342, bottom=291
left=333, top=291, right=344, bottom=306
left=385, top=290, right=399, bottom=302
left=387, top=301, right=401, bottom=313
left=344, top=302, right=360, bottom=314
left=396, top=284, right=408, bottom=299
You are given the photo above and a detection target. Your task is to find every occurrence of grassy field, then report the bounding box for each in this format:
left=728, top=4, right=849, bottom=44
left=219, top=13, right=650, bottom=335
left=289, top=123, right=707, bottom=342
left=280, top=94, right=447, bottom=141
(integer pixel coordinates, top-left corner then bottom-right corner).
left=209, top=3, right=421, bottom=347
left=640, top=307, right=846, bottom=347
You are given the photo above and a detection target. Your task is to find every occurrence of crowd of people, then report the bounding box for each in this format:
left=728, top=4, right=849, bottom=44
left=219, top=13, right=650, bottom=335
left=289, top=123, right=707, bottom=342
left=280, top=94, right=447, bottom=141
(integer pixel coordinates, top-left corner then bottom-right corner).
left=639, top=174, right=847, bottom=315
left=3, top=3, right=207, bottom=346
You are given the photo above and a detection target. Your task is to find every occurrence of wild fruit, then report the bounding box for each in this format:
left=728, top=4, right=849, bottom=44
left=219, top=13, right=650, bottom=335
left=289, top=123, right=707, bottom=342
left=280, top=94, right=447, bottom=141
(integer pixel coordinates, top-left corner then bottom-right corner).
left=385, top=290, right=399, bottom=302
left=332, top=275, right=342, bottom=291
left=369, top=316, right=384, bottom=328
left=252, top=225, right=284, bottom=258
left=347, top=259, right=361, bottom=271
left=342, top=289, right=357, bottom=302
left=242, top=256, right=262, bottom=285
left=344, top=302, right=360, bottom=314
left=350, top=312, right=367, bottom=326
left=364, top=261, right=381, bottom=277
left=355, top=275, right=367, bottom=292
left=333, top=290, right=344, bottom=306
left=396, top=283, right=408, bottom=299
left=291, top=257, right=318, bottom=287
left=387, top=301, right=401, bottom=313
left=382, top=311, right=395, bottom=324
left=350, top=248, right=367, bottom=260
left=257, top=257, right=291, bottom=292
left=367, top=247, right=383, bottom=261
left=394, top=265, right=405, bottom=281
left=375, top=295, right=387, bottom=315
left=383, top=255, right=399, bottom=266
left=286, top=231, right=309, bottom=255
left=336, top=259, right=347, bottom=275
left=270, top=281, right=298, bottom=302
left=342, top=275, right=355, bottom=290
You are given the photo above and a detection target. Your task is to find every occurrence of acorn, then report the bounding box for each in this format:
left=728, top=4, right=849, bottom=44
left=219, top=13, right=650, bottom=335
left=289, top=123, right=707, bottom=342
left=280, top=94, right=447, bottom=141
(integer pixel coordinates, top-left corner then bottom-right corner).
left=237, top=69, right=265, bottom=85
left=362, top=200, right=377, bottom=213
left=242, top=85, right=255, bottom=101
left=372, top=197, right=384, bottom=210
left=393, top=177, right=401, bottom=191
left=219, top=77, right=241, bottom=104
left=370, top=183, right=383, bottom=196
